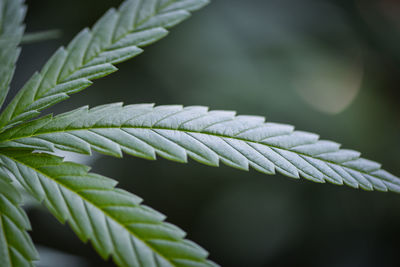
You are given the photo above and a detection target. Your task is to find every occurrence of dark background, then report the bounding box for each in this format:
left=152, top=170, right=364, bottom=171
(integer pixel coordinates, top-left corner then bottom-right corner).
left=9, top=0, right=400, bottom=266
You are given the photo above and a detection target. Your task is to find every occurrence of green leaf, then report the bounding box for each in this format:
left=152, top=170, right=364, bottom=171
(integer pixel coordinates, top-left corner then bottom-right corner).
left=0, top=0, right=209, bottom=131
left=0, top=0, right=26, bottom=109
left=0, top=174, right=38, bottom=267
left=0, top=149, right=216, bottom=267
left=1, top=103, right=399, bottom=193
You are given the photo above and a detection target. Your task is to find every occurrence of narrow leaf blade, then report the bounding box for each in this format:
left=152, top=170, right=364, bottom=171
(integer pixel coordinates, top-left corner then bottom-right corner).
left=0, top=176, right=38, bottom=267
left=0, top=0, right=209, bottom=131
left=0, top=149, right=216, bottom=267
left=0, top=0, right=26, bottom=108
left=2, top=103, right=399, bottom=193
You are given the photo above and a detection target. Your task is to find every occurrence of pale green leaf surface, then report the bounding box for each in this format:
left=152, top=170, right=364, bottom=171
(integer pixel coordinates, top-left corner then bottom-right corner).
left=0, top=0, right=209, bottom=131
left=1, top=103, right=399, bottom=193
left=0, top=174, right=38, bottom=267
left=0, top=149, right=216, bottom=267
left=0, top=0, right=26, bottom=109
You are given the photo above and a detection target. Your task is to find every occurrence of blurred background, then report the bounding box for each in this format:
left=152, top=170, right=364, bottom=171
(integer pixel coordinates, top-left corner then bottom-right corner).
left=8, top=0, right=400, bottom=266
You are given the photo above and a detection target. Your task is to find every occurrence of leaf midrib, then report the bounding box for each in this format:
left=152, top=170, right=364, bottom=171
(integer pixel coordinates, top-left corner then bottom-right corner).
left=0, top=153, right=199, bottom=267
left=4, top=0, right=189, bottom=128
left=36, top=1, right=177, bottom=101
left=0, top=125, right=390, bottom=187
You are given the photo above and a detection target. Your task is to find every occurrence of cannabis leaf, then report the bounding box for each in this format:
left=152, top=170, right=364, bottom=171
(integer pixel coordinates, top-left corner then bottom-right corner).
left=2, top=103, right=399, bottom=193
left=0, top=0, right=398, bottom=265
left=0, top=0, right=25, bottom=109
left=0, top=0, right=209, bottom=131
left=0, top=177, right=38, bottom=267
left=0, top=149, right=216, bottom=267
left=0, top=0, right=216, bottom=265
left=0, top=2, right=38, bottom=265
